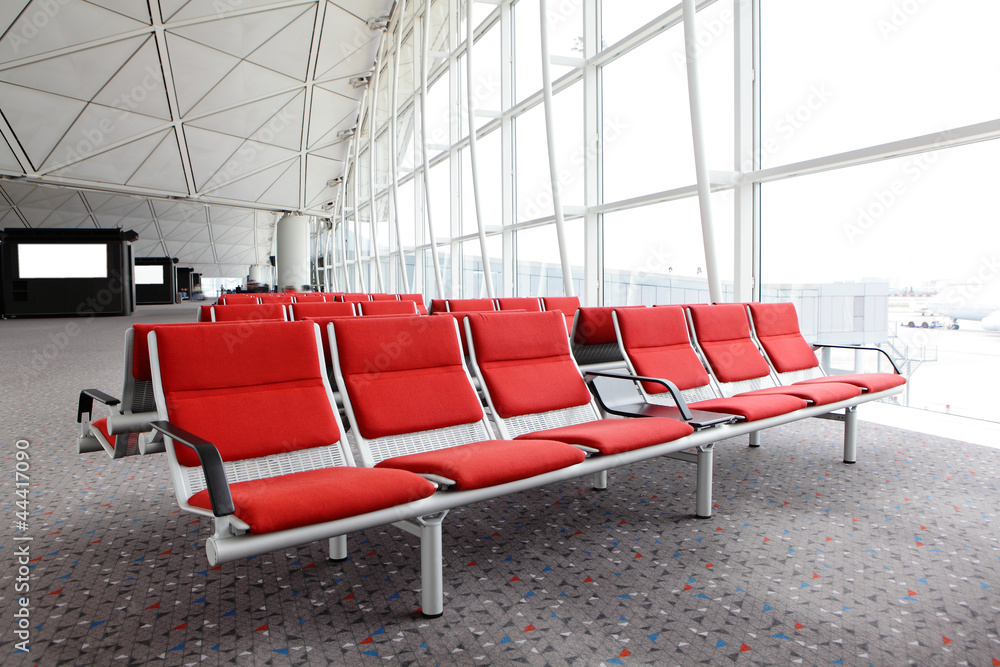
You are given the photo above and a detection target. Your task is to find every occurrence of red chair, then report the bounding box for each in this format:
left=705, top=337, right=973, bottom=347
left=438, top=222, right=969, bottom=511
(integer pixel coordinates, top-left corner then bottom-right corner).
left=497, top=297, right=542, bottom=312
left=338, top=292, right=370, bottom=302
left=293, top=294, right=326, bottom=303
left=570, top=305, right=644, bottom=367
left=290, top=301, right=355, bottom=321
left=399, top=293, right=428, bottom=315
left=447, top=298, right=496, bottom=312
left=329, top=315, right=587, bottom=615
left=428, top=298, right=448, bottom=314
left=369, top=293, right=399, bottom=301
left=219, top=294, right=260, bottom=305
left=147, top=321, right=437, bottom=606
left=210, top=304, right=287, bottom=322
left=359, top=300, right=420, bottom=316
left=257, top=293, right=295, bottom=305
left=541, top=296, right=580, bottom=334
left=747, top=302, right=906, bottom=394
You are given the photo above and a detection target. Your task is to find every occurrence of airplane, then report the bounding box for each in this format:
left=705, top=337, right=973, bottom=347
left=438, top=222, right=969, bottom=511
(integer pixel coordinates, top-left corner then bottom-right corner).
left=925, top=284, right=1000, bottom=331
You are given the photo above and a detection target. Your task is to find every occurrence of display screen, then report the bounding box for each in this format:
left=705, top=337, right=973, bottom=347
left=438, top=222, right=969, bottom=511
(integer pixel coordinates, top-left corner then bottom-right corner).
left=135, top=264, right=165, bottom=285
left=17, top=243, right=108, bottom=279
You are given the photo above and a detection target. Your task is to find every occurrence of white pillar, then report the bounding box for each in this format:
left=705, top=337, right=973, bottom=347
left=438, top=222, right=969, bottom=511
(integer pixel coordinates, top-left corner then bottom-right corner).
left=275, top=214, right=311, bottom=290
left=248, top=264, right=267, bottom=284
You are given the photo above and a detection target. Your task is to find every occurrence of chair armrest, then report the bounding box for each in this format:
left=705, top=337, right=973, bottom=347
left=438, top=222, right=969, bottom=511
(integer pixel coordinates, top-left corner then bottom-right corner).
left=77, top=389, right=121, bottom=422
left=150, top=421, right=235, bottom=517
left=584, top=370, right=693, bottom=422
left=811, top=343, right=901, bottom=374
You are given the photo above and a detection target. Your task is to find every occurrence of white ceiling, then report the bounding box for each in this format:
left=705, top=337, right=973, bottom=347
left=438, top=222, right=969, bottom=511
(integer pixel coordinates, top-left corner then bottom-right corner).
left=0, top=0, right=393, bottom=277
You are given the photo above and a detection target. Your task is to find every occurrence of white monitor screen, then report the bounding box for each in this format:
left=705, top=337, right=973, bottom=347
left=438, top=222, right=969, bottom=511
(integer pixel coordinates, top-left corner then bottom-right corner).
left=135, top=264, right=165, bottom=285
left=17, top=243, right=108, bottom=279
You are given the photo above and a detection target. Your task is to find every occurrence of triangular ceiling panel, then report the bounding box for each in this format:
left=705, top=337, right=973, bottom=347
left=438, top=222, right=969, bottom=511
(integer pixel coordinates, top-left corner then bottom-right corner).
left=0, top=3, right=29, bottom=39
left=309, top=141, right=350, bottom=161
left=315, top=75, right=365, bottom=101
left=0, top=36, right=146, bottom=102
left=249, top=92, right=305, bottom=150
left=258, top=158, right=300, bottom=207
left=168, top=5, right=305, bottom=60
left=87, top=0, right=152, bottom=24
left=246, top=6, right=317, bottom=82
left=0, top=134, right=22, bottom=172
left=189, top=60, right=301, bottom=118
left=186, top=90, right=298, bottom=141
left=127, top=130, right=188, bottom=193
left=165, top=34, right=240, bottom=116
left=93, top=37, right=171, bottom=120
left=308, top=87, right=357, bottom=147
left=171, top=0, right=283, bottom=22
left=315, top=4, right=375, bottom=81
left=0, top=83, right=88, bottom=169
left=305, top=153, right=342, bottom=208
left=184, top=126, right=245, bottom=191
left=43, top=104, right=167, bottom=171
left=158, top=0, right=190, bottom=23
left=48, top=130, right=170, bottom=186
left=0, top=0, right=148, bottom=64
left=209, top=157, right=296, bottom=204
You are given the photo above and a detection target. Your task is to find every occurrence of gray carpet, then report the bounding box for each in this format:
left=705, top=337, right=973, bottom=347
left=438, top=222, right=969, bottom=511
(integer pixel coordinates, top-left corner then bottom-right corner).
left=2, top=305, right=999, bottom=665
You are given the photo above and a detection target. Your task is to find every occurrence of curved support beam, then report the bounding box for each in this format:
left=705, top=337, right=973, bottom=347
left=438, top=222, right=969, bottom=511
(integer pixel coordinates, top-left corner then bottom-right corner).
left=368, top=34, right=387, bottom=293
left=681, top=0, right=722, bottom=303
left=419, top=0, right=447, bottom=298
left=538, top=0, right=575, bottom=298
left=466, top=0, right=495, bottom=299
left=389, top=0, right=412, bottom=293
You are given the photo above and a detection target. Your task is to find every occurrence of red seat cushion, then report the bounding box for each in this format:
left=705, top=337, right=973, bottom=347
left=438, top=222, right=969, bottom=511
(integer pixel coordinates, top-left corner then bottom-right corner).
left=573, top=306, right=643, bottom=345
left=687, top=395, right=808, bottom=421
left=541, top=296, right=580, bottom=333
left=737, top=382, right=862, bottom=406
left=375, top=440, right=585, bottom=490
left=332, top=316, right=484, bottom=439
left=747, top=302, right=820, bottom=373
left=465, top=312, right=593, bottom=418
left=796, top=373, right=906, bottom=393
left=399, top=294, right=428, bottom=315
left=212, top=303, right=286, bottom=322
left=516, top=417, right=694, bottom=456
left=91, top=417, right=113, bottom=445
left=292, top=301, right=356, bottom=320
left=188, top=467, right=436, bottom=534
left=293, top=294, right=326, bottom=303
left=615, top=306, right=713, bottom=393
left=361, top=300, right=420, bottom=316
left=448, top=298, right=496, bottom=312
left=688, top=304, right=772, bottom=383
left=154, top=321, right=339, bottom=467
left=369, top=293, right=399, bottom=301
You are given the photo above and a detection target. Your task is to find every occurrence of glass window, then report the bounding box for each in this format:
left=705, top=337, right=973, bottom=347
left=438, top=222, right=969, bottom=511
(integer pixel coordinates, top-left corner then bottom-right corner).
left=601, top=1, right=675, bottom=48
left=516, top=219, right=584, bottom=297
left=471, top=23, right=502, bottom=121
left=461, top=128, right=502, bottom=235
left=760, top=0, right=1000, bottom=168
left=601, top=24, right=694, bottom=203
left=514, top=0, right=573, bottom=104
left=461, top=235, right=503, bottom=298
left=603, top=193, right=734, bottom=305
left=424, top=73, right=451, bottom=157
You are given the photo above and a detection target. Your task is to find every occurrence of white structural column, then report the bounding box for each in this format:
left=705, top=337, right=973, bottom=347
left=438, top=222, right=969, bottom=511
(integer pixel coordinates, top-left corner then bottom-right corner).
left=350, top=138, right=367, bottom=293
left=581, top=0, right=599, bottom=307
left=538, top=0, right=575, bottom=297
left=733, top=0, right=758, bottom=302
left=248, top=264, right=267, bottom=285
left=465, top=0, right=496, bottom=299
left=368, top=34, right=387, bottom=293
left=681, top=0, right=723, bottom=304
left=389, top=0, right=411, bottom=293
left=419, top=0, right=446, bottom=298
left=337, top=193, right=351, bottom=291
left=275, top=214, right=311, bottom=290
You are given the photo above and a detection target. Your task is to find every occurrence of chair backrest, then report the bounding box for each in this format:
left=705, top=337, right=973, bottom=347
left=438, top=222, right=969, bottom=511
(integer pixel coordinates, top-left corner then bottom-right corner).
left=211, top=303, right=287, bottom=322
left=197, top=304, right=214, bottom=322
left=747, top=303, right=822, bottom=381
left=258, top=294, right=295, bottom=305
left=339, top=292, right=370, bottom=302
left=497, top=297, right=542, bottom=312
left=398, top=293, right=428, bottom=315
left=330, top=315, right=490, bottom=466
left=447, top=298, right=496, bottom=312
left=687, top=304, right=776, bottom=395
left=570, top=305, right=644, bottom=366
left=465, top=311, right=599, bottom=438
left=219, top=294, right=260, bottom=305
left=359, top=300, right=420, bottom=316
left=369, top=293, right=399, bottom=301
left=290, top=301, right=355, bottom=320
left=541, top=296, right=580, bottom=333
left=150, top=322, right=349, bottom=507
left=612, top=306, right=718, bottom=404
left=293, top=294, right=326, bottom=303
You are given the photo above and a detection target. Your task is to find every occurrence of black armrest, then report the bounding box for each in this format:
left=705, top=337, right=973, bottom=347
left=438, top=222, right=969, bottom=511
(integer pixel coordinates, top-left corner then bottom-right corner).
left=585, top=370, right=693, bottom=422
left=811, top=343, right=901, bottom=374
left=77, top=389, right=121, bottom=423
left=150, top=421, right=235, bottom=517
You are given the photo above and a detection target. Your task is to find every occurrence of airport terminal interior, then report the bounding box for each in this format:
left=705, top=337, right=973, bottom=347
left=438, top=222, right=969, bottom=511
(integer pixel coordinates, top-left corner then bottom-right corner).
left=2, top=0, right=1000, bottom=664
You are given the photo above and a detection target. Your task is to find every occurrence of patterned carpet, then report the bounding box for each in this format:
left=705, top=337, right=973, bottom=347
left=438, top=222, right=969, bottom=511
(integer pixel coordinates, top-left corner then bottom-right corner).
left=2, top=305, right=999, bottom=666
